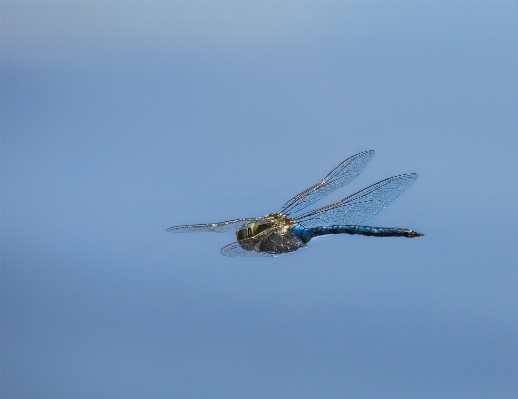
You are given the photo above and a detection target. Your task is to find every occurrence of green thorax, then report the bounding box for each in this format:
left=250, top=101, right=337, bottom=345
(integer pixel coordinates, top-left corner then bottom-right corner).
left=236, top=213, right=295, bottom=241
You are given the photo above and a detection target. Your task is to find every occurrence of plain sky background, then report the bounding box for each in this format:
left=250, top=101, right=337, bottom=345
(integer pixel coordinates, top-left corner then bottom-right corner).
left=1, top=1, right=517, bottom=398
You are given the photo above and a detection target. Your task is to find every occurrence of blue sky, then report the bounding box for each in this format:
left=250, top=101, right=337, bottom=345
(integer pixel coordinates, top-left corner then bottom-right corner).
left=2, top=2, right=517, bottom=398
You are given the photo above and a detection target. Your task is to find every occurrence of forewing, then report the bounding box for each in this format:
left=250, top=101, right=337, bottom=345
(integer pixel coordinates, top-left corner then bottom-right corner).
left=167, top=218, right=267, bottom=233
left=279, top=150, right=375, bottom=216
left=295, top=174, right=419, bottom=228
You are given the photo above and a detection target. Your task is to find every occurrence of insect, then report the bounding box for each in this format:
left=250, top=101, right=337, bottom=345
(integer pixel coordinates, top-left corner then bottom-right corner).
left=168, top=151, right=423, bottom=257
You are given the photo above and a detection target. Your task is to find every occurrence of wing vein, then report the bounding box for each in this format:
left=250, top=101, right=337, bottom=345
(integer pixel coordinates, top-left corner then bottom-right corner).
left=278, top=150, right=375, bottom=216
left=294, top=174, right=419, bottom=227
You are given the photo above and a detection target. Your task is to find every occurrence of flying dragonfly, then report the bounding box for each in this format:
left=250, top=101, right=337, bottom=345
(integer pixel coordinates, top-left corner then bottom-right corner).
left=168, top=151, right=423, bottom=257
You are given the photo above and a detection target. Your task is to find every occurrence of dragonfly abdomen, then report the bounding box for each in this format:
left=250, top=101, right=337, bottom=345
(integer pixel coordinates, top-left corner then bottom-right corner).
left=291, top=224, right=423, bottom=242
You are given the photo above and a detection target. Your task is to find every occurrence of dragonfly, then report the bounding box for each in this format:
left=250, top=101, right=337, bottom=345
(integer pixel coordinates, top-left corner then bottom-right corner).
left=167, top=151, right=423, bottom=257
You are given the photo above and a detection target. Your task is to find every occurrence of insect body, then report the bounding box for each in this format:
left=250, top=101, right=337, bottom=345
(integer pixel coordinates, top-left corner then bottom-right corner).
left=168, top=151, right=423, bottom=257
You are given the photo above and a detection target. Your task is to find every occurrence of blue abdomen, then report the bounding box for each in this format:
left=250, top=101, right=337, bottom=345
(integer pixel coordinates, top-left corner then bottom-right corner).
left=291, top=224, right=423, bottom=240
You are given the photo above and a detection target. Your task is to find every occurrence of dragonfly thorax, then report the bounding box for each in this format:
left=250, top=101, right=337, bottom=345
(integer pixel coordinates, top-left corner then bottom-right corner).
left=235, top=213, right=295, bottom=241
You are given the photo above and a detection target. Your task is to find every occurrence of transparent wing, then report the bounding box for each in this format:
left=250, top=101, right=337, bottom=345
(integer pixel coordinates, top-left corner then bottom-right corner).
left=294, top=174, right=419, bottom=228
left=220, top=242, right=277, bottom=257
left=220, top=227, right=278, bottom=257
left=220, top=227, right=307, bottom=257
left=167, top=218, right=267, bottom=233
left=279, top=150, right=375, bottom=216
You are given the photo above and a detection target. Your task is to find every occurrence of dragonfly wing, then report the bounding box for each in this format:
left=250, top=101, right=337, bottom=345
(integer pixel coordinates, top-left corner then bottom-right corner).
left=220, top=227, right=276, bottom=257
left=220, top=241, right=276, bottom=257
left=167, top=218, right=267, bottom=233
left=260, top=228, right=307, bottom=255
left=279, top=150, right=375, bottom=216
left=295, top=174, right=419, bottom=228
left=221, top=227, right=307, bottom=257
